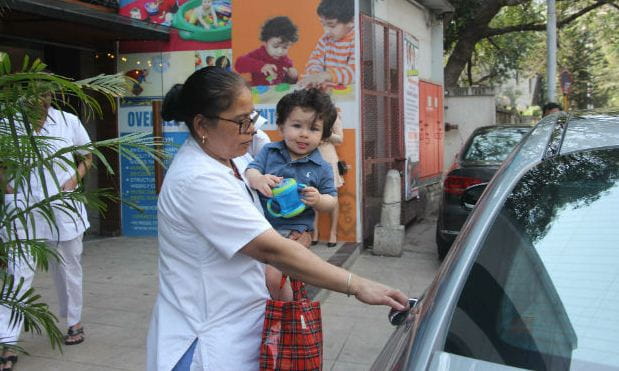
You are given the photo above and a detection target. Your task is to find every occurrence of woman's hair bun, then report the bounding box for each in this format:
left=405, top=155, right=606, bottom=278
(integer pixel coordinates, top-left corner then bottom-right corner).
left=161, top=83, right=184, bottom=122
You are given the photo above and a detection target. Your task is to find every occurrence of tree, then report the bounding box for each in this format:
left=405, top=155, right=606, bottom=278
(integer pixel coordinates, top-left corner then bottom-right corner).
left=559, top=18, right=606, bottom=109
left=444, top=0, right=617, bottom=88
left=0, top=54, right=164, bottom=354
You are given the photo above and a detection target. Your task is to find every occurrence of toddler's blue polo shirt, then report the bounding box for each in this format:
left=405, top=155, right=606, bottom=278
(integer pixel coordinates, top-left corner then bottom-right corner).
left=247, top=141, right=337, bottom=232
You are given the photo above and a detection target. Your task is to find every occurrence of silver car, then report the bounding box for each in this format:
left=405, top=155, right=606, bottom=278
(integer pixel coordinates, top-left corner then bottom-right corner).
left=372, top=110, right=619, bottom=370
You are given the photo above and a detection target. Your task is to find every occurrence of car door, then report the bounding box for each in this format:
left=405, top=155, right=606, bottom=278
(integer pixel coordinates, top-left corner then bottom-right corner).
left=420, top=147, right=619, bottom=371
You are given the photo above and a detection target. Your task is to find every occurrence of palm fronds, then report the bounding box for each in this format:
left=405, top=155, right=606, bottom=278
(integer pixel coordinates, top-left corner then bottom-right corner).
left=0, top=54, right=167, bottom=352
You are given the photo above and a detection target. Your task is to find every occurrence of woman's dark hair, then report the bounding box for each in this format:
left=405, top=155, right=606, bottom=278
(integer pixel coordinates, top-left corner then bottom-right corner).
left=317, top=0, right=354, bottom=24
left=275, top=88, right=337, bottom=140
left=260, top=16, right=299, bottom=43
left=161, top=67, right=248, bottom=138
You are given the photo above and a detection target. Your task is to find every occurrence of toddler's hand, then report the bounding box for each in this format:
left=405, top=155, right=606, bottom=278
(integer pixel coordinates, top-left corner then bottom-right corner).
left=300, top=186, right=320, bottom=207
left=253, top=174, right=283, bottom=197
left=299, top=72, right=330, bottom=89
left=289, top=230, right=312, bottom=249
left=261, top=64, right=278, bottom=81
left=285, top=67, right=298, bottom=81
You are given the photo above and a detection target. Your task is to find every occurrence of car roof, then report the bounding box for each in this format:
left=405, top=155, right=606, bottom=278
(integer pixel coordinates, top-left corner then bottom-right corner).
left=471, top=124, right=533, bottom=133
left=559, top=111, right=619, bottom=155
left=502, top=111, right=619, bottom=174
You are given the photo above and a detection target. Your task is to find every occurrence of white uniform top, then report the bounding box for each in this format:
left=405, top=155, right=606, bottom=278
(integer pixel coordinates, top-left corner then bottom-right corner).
left=147, top=137, right=272, bottom=371
left=2, top=108, right=90, bottom=242
left=249, top=129, right=271, bottom=159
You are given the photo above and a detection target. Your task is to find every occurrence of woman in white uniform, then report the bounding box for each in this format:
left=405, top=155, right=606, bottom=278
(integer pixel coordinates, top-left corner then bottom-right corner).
left=146, top=67, right=408, bottom=370
left=0, top=93, right=92, bottom=369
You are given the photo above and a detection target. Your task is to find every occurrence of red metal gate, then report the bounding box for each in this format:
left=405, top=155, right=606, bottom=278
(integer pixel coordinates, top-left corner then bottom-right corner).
left=360, top=15, right=404, bottom=242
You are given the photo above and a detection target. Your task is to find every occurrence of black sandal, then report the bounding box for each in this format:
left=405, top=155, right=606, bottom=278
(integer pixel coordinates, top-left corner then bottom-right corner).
left=64, top=326, right=85, bottom=346
left=2, top=354, right=18, bottom=371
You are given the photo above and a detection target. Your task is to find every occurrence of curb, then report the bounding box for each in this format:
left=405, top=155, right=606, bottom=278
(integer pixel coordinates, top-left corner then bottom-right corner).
left=307, top=242, right=363, bottom=302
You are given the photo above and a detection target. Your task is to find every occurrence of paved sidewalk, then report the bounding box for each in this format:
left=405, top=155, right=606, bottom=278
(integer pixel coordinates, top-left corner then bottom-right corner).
left=16, top=215, right=439, bottom=370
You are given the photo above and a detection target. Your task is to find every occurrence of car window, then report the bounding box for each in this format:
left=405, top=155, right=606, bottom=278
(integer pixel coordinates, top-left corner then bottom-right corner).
left=463, top=128, right=529, bottom=162
left=443, top=148, right=619, bottom=370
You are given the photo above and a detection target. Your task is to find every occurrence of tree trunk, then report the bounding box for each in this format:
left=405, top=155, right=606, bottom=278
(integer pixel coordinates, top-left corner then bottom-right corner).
left=443, top=0, right=513, bottom=87
left=445, top=35, right=478, bottom=87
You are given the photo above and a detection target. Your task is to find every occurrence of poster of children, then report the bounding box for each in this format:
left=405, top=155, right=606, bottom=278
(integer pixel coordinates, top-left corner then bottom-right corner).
left=118, top=51, right=197, bottom=98
left=118, top=0, right=232, bottom=42
left=194, top=49, right=232, bottom=70
left=232, top=0, right=356, bottom=106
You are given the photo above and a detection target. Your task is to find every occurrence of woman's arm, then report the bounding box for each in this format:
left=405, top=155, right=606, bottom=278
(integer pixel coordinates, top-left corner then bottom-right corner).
left=265, top=265, right=293, bottom=301
left=62, top=153, right=93, bottom=191
left=241, top=229, right=408, bottom=310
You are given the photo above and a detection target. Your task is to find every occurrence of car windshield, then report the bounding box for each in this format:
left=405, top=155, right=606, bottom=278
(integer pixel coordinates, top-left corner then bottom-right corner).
left=444, top=147, right=619, bottom=370
left=463, top=127, right=530, bottom=163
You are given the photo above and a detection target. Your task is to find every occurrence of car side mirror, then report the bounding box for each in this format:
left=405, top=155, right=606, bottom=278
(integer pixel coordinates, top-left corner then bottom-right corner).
left=461, top=183, right=488, bottom=210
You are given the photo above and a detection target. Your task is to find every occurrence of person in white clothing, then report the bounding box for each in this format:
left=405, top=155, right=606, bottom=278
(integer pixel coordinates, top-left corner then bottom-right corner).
left=248, top=114, right=271, bottom=158
left=147, top=66, right=409, bottom=370
left=0, top=92, right=91, bottom=368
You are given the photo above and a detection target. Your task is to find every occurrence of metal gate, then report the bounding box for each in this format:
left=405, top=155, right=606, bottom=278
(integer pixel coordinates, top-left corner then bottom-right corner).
left=360, top=15, right=404, bottom=242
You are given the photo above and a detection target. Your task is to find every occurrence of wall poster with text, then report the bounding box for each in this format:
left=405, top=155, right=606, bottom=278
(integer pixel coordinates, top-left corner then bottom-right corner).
left=117, top=8, right=232, bottom=236
left=403, top=32, right=420, bottom=201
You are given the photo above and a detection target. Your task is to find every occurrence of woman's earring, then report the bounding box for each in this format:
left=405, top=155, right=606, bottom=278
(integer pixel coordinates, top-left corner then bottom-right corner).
left=201, top=136, right=206, bottom=144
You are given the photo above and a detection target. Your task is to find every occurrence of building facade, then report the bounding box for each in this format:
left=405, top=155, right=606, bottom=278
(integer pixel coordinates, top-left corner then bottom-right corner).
left=1, top=0, right=452, bottom=243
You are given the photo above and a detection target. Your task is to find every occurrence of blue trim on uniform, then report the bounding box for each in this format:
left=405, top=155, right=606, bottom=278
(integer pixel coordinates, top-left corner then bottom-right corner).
left=173, top=338, right=198, bottom=371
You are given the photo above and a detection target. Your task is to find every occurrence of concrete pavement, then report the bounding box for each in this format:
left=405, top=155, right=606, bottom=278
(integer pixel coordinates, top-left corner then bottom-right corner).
left=15, top=214, right=440, bottom=370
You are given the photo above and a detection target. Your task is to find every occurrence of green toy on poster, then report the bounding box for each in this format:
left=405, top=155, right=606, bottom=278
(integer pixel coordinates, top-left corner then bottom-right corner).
left=173, top=0, right=232, bottom=42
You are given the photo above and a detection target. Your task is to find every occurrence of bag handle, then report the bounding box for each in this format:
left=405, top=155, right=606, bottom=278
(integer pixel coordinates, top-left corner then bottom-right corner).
left=279, top=275, right=309, bottom=301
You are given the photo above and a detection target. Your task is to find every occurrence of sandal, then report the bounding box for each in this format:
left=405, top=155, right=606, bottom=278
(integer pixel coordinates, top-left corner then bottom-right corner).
left=2, top=354, right=18, bottom=371
left=64, top=325, right=85, bottom=346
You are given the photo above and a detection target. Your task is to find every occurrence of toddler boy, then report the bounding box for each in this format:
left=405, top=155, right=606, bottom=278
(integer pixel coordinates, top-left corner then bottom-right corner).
left=235, top=16, right=299, bottom=86
left=246, top=88, right=338, bottom=246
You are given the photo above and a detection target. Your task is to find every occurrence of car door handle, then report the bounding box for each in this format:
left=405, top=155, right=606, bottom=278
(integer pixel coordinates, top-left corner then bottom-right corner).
left=388, top=298, right=419, bottom=326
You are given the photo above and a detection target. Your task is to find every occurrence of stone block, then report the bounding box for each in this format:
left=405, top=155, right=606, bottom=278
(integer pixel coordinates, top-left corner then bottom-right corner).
left=372, top=224, right=405, bottom=256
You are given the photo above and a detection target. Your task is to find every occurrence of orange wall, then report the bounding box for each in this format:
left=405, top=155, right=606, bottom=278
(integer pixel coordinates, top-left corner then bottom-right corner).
left=264, top=128, right=357, bottom=242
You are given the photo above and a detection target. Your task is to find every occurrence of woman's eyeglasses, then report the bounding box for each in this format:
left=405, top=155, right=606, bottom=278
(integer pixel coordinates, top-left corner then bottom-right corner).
left=208, top=110, right=259, bottom=134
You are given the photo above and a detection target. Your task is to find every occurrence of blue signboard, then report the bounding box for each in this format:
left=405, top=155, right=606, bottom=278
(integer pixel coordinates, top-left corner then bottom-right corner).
left=119, top=100, right=189, bottom=236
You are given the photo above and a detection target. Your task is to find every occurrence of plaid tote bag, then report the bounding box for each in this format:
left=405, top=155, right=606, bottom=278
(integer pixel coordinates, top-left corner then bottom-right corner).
left=259, top=277, right=323, bottom=370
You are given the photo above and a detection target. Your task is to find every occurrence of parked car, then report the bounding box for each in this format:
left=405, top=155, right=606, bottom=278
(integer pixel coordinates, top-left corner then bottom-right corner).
left=373, top=110, right=619, bottom=370
left=436, top=125, right=532, bottom=260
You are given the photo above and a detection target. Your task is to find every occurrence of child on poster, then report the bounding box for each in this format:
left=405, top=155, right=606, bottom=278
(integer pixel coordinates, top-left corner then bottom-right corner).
left=234, top=16, right=299, bottom=86
left=190, top=0, right=219, bottom=29
left=299, top=0, right=355, bottom=90
left=245, top=88, right=337, bottom=248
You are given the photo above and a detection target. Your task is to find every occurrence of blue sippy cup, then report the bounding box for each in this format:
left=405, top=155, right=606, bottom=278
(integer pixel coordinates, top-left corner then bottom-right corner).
left=266, top=178, right=307, bottom=218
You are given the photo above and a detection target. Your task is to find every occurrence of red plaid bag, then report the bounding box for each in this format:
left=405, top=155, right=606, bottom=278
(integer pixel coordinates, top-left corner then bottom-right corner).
left=259, top=276, right=322, bottom=371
